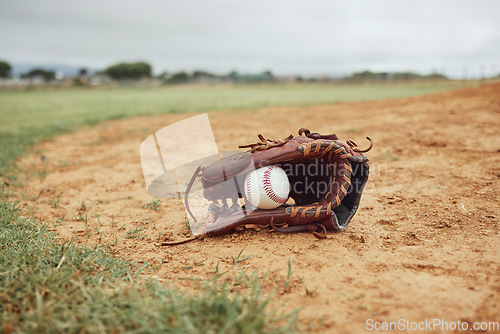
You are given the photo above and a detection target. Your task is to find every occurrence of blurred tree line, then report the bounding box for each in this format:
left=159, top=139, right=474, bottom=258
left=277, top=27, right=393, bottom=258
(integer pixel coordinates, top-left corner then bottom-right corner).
left=0, top=60, right=12, bottom=78
left=342, top=70, right=447, bottom=83
left=105, top=61, right=152, bottom=80
left=2, top=58, right=469, bottom=86
left=21, top=69, right=57, bottom=81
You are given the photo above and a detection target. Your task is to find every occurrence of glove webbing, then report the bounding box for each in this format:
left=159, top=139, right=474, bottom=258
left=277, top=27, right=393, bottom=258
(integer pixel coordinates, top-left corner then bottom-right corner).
left=285, top=140, right=354, bottom=228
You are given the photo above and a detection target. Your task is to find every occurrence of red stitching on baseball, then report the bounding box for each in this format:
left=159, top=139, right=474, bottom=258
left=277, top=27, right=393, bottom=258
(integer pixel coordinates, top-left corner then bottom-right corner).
left=263, top=166, right=288, bottom=204
left=245, top=173, right=253, bottom=205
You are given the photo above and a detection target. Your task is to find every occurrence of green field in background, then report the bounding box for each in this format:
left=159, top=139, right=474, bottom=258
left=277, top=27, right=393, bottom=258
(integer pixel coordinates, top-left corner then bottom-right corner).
left=0, top=81, right=479, bottom=134
left=0, top=81, right=481, bottom=175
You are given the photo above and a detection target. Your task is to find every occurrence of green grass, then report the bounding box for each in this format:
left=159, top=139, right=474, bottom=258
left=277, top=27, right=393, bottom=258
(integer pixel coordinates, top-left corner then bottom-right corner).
left=0, top=82, right=477, bottom=131
left=0, top=196, right=296, bottom=332
left=142, top=198, right=163, bottom=211
left=0, top=81, right=482, bottom=332
left=0, top=81, right=478, bottom=176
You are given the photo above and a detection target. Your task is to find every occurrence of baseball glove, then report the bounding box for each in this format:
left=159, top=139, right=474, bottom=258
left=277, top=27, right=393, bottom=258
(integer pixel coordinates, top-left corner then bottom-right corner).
left=163, top=128, right=371, bottom=245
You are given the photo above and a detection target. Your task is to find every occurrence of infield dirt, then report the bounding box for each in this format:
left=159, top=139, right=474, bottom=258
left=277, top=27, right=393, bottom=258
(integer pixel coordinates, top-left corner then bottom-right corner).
left=18, top=82, right=499, bottom=333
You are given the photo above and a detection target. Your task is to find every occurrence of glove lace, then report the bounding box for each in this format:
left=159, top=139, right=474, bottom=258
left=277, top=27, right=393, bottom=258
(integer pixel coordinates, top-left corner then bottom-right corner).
left=346, top=137, right=373, bottom=153
left=239, top=134, right=293, bottom=153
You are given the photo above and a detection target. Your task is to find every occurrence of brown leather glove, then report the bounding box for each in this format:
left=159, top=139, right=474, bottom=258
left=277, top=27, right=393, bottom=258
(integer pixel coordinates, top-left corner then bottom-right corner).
left=169, top=128, right=371, bottom=244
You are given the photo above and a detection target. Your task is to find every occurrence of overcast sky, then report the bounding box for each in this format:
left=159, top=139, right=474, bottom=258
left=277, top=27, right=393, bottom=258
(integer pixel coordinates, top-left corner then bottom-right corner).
left=1, top=0, right=499, bottom=78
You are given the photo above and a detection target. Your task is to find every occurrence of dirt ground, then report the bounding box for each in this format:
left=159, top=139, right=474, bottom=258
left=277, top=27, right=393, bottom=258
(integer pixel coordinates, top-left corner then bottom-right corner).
left=18, top=82, right=499, bottom=333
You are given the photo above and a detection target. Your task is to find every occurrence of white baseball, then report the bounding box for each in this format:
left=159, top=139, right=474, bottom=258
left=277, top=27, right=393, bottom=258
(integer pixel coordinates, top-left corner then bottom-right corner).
left=244, top=165, right=290, bottom=209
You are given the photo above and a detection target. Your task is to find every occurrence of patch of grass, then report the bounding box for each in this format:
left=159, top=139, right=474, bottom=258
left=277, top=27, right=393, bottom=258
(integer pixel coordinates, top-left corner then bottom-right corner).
left=0, top=195, right=297, bottom=332
left=233, top=249, right=254, bottom=263
left=142, top=198, right=163, bottom=211
left=299, top=276, right=317, bottom=296
left=48, top=196, right=60, bottom=208
left=124, top=226, right=147, bottom=240
left=283, top=258, right=293, bottom=292
left=380, top=149, right=399, bottom=161
left=79, top=199, right=88, bottom=211
left=345, top=127, right=359, bottom=134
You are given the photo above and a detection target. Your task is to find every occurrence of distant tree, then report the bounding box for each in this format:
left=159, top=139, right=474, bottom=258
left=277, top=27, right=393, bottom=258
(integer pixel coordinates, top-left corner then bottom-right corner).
left=191, top=70, right=221, bottom=83
left=227, top=71, right=238, bottom=78
left=193, top=70, right=218, bottom=79
left=79, top=68, right=88, bottom=77
left=425, top=73, right=448, bottom=80
left=166, top=71, right=190, bottom=84
left=262, top=70, right=274, bottom=79
left=157, top=71, right=169, bottom=81
left=0, top=60, right=12, bottom=78
left=105, top=61, right=152, bottom=80
left=393, top=72, right=419, bottom=81
left=21, top=68, right=56, bottom=81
